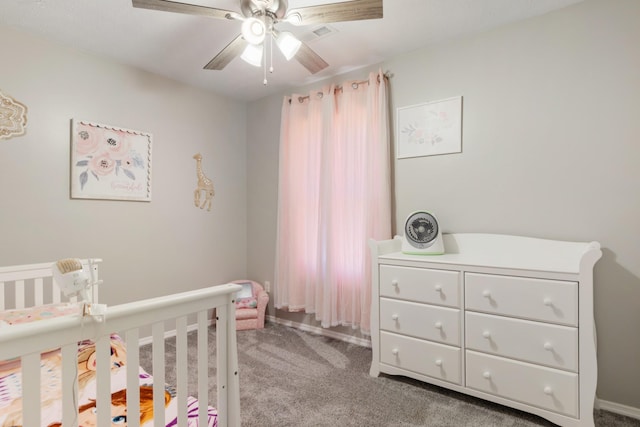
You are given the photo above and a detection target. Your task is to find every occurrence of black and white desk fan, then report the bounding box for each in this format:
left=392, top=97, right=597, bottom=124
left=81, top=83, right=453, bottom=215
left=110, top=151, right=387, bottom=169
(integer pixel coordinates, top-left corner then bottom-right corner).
left=401, top=211, right=444, bottom=255
left=52, top=258, right=106, bottom=319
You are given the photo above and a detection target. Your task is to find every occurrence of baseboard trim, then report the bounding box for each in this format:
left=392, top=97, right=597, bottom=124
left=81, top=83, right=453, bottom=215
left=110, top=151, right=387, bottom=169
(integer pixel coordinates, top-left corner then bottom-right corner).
left=597, top=399, right=640, bottom=420
left=266, top=315, right=371, bottom=348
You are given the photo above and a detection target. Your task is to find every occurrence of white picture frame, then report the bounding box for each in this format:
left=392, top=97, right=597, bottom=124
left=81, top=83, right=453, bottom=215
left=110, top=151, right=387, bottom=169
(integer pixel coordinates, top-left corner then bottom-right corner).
left=396, top=96, right=462, bottom=159
left=70, top=119, right=152, bottom=201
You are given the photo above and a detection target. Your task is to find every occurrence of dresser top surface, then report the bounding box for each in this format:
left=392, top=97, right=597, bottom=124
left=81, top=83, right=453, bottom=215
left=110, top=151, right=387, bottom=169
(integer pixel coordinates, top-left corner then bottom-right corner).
left=378, top=233, right=601, bottom=275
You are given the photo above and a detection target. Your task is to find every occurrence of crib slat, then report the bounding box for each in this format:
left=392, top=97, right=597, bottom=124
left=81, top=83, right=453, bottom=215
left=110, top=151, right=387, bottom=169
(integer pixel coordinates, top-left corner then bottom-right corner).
left=15, top=280, right=25, bottom=309
left=61, top=343, right=79, bottom=427
left=52, top=279, right=62, bottom=303
left=176, top=316, right=188, bottom=427
left=89, top=261, right=99, bottom=303
left=197, top=310, right=209, bottom=426
left=0, top=282, right=5, bottom=310
left=125, top=329, right=141, bottom=427
left=152, top=322, right=166, bottom=427
left=34, top=278, right=44, bottom=306
left=228, top=302, right=241, bottom=427
left=216, top=306, right=229, bottom=427
left=217, top=297, right=241, bottom=427
left=22, top=352, right=41, bottom=427
left=92, top=282, right=99, bottom=303
left=96, top=335, right=112, bottom=427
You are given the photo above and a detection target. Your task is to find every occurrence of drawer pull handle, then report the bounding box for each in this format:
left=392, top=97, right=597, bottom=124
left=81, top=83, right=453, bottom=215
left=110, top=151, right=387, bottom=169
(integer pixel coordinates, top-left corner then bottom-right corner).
left=482, top=371, right=491, bottom=380
left=434, top=284, right=443, bottom=292
left=391, top=314, right=399, bottom=321
left=434, top=321, right=443, bottom=329
left=435, top=359, right=443, bottom=367
left=482, top=331, right=491, bottom=339
left=391, top=348, right=399, bottom=356
left=482, top=290, right=491, bottom=298
left=543, top=386, right=553, bottom=395
left=544, top=342, right=553, bottom=351
left=543, top=298, right=553, bottom=306
left=391, top=280, right=399, bottom=287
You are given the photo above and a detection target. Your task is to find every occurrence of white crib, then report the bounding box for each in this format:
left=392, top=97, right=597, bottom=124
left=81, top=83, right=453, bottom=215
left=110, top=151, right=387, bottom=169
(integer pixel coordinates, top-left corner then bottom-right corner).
left=0, top=259, right=241, bottom=427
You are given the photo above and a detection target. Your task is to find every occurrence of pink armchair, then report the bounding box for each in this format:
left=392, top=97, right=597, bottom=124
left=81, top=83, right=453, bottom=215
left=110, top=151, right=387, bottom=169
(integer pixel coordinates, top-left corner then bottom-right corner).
left=232, top=280, right=269, bottom=331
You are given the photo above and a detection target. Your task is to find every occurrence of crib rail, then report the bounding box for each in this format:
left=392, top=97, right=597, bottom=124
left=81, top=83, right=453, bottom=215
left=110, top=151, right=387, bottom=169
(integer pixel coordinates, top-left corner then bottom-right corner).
left=0, top=283, right=242, bottom=427
left=0, top=258, right=101, bottom=310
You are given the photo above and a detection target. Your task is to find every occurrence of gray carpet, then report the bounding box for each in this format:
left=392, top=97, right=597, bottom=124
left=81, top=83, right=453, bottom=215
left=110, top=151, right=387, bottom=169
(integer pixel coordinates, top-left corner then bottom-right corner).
left=141, top=322, right=639, bottom=427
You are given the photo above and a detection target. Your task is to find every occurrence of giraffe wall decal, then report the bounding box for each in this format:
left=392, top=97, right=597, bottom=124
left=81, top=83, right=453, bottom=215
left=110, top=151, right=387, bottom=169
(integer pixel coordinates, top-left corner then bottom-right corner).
left=193, top=153, right=215, bottom=211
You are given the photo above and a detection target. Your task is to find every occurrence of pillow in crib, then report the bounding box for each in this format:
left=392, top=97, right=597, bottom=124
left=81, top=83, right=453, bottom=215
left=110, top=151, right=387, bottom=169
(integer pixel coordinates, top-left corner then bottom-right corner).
left=235, top=282, right=258, bottom=309
left=0, top=302, right=81, bottom=326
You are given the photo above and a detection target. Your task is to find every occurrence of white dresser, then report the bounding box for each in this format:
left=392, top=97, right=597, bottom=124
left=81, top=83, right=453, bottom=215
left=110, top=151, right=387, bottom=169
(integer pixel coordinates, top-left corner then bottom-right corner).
left=369, top=233, right=602, bottom=427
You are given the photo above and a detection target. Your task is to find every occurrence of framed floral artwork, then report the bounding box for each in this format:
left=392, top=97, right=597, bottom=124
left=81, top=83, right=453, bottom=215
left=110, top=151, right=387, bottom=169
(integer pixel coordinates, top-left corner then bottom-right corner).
left=71, top=119, right=152, bottom=201
left=397, top=96, right=462, bottom=159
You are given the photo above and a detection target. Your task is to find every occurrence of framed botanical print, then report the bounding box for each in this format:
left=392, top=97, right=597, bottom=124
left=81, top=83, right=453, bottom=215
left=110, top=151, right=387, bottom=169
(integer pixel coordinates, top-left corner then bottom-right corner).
left=397, top=96, right=462, bottom=159
left=71, top=119, right=152, bottom=201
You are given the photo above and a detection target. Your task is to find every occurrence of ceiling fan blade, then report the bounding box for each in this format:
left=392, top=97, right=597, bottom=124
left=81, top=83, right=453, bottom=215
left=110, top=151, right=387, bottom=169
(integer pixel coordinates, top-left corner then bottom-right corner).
left=132, top=0, right=243, bottom=21
left=204, top=35, right=248, bottom=70
left=295, top=42, right=329, bottom=74
left=285, top=0, right=382, bottom=26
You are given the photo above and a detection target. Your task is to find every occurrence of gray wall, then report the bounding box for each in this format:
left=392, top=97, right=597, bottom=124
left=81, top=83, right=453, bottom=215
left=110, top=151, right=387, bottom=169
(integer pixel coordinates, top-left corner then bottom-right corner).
left=0, top=25, right=248, bottom=306
left=246, top=0, right=640, bottom=411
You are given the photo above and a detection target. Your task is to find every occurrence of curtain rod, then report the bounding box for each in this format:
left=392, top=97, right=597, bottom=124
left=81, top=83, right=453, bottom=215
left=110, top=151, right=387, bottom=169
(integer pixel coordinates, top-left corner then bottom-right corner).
left=289, top=72, right=390, bottom=104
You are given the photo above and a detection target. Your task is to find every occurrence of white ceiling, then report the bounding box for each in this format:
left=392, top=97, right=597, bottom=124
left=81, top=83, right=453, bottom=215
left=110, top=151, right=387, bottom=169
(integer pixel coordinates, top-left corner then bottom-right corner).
left=0, top=0, right=582, bottom=101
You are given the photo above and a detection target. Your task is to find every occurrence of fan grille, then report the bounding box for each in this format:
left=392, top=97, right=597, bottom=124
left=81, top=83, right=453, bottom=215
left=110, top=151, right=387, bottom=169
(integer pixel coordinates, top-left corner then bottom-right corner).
left=405, top=212, right=438, bottom=248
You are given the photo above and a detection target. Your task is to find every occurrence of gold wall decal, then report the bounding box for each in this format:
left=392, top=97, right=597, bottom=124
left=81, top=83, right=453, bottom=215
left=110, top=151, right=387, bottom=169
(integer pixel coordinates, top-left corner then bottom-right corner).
left=193, top=153, right=215, bottom=211
left=0, top=90, right=28, bottom=141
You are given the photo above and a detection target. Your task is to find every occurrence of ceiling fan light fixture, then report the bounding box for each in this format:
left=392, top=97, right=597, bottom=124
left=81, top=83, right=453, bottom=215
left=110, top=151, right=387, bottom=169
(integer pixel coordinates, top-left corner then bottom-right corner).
left=241, top=43, right=263, bottom=67
left=275, top=31, right=302, bottom=61
left=241, top=17, right=266, bottom=45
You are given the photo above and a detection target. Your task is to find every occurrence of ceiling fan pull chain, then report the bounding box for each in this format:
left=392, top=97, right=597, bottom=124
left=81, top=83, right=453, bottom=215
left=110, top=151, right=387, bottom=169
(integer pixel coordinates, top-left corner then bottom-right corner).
left=269, top=34, right=274, bottom=74
left=263, top=41, right=268, bottom=85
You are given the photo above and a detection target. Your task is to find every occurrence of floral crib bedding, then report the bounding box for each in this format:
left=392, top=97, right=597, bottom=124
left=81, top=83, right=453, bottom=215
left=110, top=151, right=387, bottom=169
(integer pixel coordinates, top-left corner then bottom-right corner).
left=0, top=303, right=217, bottom=427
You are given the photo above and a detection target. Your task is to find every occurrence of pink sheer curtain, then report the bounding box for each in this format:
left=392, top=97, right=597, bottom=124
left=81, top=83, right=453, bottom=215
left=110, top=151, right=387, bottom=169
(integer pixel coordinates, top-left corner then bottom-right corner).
left=274, top=70, right=391, bottom=333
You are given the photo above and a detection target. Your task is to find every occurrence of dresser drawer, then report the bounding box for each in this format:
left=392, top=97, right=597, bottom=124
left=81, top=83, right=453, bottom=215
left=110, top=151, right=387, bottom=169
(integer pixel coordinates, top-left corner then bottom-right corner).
left=381, top=298, right=461, bottom=346
left=466, top=350, right=578, bottom=417
left=465, top=273, right=578, bottom=326
left=465, top=312, right=578, bottom=372
left=380, top=265, right=460, bottom=308
left=380, top=331, right=461, bottom=384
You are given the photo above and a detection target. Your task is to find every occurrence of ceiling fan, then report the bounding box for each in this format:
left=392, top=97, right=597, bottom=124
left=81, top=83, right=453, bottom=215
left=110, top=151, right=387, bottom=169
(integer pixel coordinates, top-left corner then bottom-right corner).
left=132, top=0, right=383, bottom=81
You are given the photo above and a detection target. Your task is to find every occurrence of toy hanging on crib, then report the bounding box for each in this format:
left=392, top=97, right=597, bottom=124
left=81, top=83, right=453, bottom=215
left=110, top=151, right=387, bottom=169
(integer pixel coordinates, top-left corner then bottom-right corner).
left=52, top=258, right=106, bottom=320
